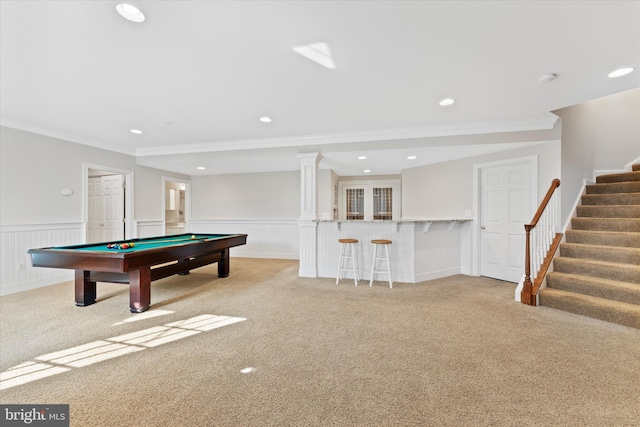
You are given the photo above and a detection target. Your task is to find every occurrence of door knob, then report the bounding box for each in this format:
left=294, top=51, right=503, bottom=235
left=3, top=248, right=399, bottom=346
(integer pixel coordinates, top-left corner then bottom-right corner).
left=481, top=226, right=486, bottom=229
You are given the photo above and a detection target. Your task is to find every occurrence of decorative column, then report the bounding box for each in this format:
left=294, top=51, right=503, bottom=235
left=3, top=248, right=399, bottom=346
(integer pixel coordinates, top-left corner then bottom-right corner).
left=297, top=153, right=322, bottom=277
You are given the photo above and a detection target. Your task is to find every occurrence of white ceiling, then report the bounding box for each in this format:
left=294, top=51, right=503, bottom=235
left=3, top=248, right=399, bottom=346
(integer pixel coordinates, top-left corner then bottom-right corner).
left=1, top=1, right=638, bottom=176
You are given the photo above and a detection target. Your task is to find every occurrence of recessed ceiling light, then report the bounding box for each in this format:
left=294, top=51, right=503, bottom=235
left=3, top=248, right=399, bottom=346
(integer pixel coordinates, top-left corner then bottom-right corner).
left=364, top=169, right=371, bottom=173
left=259, top=117, right=272, bottom=123
left=116, top=3, right=146, bottom=23
left=439, top=98, right=455, bottom=106
left=608, top=67, right=635, bottom=78
left=407, top=156, right=417, bottom=160
left=130, top=129, right=143, bottom=134
left=197, top=166, right=206, bottom=170
left=358, top=156, right=367, bottom=160
left=293, top=42, right=336, bottom=69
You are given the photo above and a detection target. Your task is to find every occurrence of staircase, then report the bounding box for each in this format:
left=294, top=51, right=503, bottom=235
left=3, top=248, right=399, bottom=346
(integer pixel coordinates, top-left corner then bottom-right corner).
left=539, top=164, right=640, bottom=329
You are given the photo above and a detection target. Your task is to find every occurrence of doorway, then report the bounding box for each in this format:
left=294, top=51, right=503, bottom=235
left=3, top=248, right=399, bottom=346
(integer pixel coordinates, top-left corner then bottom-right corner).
left=84, top=164, right=134, bottom=243
left=163, top=177, right=190, bottom=235
left=473, top=156, right=537, bottom=283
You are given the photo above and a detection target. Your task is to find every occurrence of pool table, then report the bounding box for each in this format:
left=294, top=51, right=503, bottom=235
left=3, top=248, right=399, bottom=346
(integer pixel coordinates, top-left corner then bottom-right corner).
left=28, top=233, right=247, bottom=313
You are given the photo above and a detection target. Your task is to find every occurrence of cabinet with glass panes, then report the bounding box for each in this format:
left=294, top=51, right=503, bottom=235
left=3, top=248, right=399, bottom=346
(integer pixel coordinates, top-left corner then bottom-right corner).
left=339, top=179, right=400, bottom=221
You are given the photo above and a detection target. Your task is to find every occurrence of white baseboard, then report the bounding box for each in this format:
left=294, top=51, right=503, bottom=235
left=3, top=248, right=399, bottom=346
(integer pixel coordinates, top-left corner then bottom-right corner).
left=234, top=251, right=298, bottom=260
left=298, top=269, right=318, bottom=278
left=414, top=267, right=462, bottom=284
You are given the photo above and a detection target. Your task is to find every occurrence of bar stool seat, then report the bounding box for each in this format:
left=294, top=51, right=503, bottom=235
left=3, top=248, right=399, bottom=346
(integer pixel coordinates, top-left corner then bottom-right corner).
left=370, top=239, right=392, bottom=288
left=337, top=238, right=359, bottom=286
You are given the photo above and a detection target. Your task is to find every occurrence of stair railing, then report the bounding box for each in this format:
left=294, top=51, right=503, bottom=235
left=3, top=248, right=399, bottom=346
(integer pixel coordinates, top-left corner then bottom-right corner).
left=521, top=179, right=562, bottom=306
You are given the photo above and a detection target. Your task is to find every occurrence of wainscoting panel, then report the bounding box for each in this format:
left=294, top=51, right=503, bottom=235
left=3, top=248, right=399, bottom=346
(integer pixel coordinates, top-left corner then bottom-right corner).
left=190, top=219, right=299, bottom=260
left=317, top=221, right=416, bottom=283
left=317, top=220, right=468, bottom=284
left=136, top=220, right=165, bottom=238
left=1, top=223, right=84, bottom=295
left=413, top=221, right=463, bottom=282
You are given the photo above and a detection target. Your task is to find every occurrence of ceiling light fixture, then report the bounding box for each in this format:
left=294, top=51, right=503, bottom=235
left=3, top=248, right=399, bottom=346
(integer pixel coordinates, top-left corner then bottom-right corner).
left=129, top=129, right=143, bottom=134
left=439, top=98, right=455, bottom=106
left=116, top=3, right=146, bottom=23
left=538, top=73, right=558, bottom=84
left=364, top=170, right=371, bottom=173
left=608, top=67, right=635, bottom=78
left=259, top=117, right=272, bottom=123
left=358, top=156, right=367, bottom=160
left=407, top=156, right=417, bottom=160
left=197, top=166, right=206, bottom=170
left=293, top=42, right=336, bottom=69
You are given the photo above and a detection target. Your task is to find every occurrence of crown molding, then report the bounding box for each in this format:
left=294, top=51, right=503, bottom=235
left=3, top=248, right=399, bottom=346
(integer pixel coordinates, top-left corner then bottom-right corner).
left=135, top=115, right=559, bottom=157
left=2, top=114, right=558, bottom=159
left=0, top=119, right=136, bottom=156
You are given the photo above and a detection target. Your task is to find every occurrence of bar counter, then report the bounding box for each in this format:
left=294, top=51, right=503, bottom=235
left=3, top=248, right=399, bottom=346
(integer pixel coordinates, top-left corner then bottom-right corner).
left=315, top=219, right=472, bottom=284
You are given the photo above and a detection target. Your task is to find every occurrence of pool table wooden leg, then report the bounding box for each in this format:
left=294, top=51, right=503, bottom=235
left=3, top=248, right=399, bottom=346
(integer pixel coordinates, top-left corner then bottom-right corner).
left=129, top=267, right=151, bottom=313
left=75, top=270, right=96, bottom=307
left=218, top=248, right=230, bottom=277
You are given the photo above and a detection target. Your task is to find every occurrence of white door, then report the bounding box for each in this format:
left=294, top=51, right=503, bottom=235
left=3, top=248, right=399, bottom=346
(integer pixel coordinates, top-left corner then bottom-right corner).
left=479, top=161, right=533, bottom=282
left=102, top=174, right=124, bottom=241
left=87, top=177, right=103, bottom=243
left=87, top=174, right=124, bottom=242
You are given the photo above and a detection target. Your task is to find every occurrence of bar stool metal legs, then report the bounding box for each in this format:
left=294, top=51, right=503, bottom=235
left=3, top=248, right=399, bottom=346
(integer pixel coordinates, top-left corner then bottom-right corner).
left=336, top=238, right=359, bottom=286
left=370, top=239, right=392, bottom=288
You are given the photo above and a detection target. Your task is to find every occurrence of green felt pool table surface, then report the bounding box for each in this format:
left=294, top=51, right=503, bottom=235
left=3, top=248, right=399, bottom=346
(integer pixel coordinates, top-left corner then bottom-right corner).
left=64, top=234, right=231, bottom=253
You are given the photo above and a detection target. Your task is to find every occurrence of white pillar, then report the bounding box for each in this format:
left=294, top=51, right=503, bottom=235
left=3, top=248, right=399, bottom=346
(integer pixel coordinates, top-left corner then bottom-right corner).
left=297, top=153, right=322, bottom=277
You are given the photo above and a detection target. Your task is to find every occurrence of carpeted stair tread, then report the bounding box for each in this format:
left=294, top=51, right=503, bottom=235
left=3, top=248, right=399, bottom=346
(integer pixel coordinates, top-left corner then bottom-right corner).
left=586, top=181, right=640, bottom=194
left=540, top=164, right=640, bottom=329
left=559, top=242, right=640, bottom=264
left=553, top=257, right=640, bottom=285
left=580, top=192, right=640, bottom=205
left=596, top=170, right=640, bottom=184
left=576, top=204, right=640, bottom=218
left=565, top=229, right=640, bottom=248
left=571, top=217, right=640, bottom=232
left=546, top=271, right=640, bottom=305
left=538, top=288, right=640, bottom=329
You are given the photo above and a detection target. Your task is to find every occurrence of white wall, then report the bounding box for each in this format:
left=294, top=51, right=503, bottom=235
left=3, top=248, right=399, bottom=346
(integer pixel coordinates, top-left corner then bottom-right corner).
left=0, top=126, right=190, bottom=294
left=0, top=127, right=138, bottom=224
left=0, top=126, right=191, bottom=226
left=191, top=171, right=300, bottom=220
left=553, top=88, right=640, bottom=223
left=401, top=140, right=561, bottom=219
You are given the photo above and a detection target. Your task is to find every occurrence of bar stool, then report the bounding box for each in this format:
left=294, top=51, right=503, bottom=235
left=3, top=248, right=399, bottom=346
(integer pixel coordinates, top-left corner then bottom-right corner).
left=336, top=238, right=359, bottom=286
left=370, top=239, right=393, bottom=288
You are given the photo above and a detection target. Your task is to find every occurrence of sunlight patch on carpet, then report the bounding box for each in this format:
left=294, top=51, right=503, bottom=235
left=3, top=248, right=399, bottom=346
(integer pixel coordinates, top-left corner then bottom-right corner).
left=0, top=315, right=246, bottom=390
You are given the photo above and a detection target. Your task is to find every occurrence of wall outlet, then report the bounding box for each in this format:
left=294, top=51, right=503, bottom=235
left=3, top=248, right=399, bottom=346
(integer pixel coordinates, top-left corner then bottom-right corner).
left=16, top=263, right=26, bottom=271
left=464, top=210, right=472, bottom=217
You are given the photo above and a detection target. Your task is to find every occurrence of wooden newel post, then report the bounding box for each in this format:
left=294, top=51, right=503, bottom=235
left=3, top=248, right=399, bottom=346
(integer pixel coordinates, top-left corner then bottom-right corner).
left=521, top=224, right=534, bottom=305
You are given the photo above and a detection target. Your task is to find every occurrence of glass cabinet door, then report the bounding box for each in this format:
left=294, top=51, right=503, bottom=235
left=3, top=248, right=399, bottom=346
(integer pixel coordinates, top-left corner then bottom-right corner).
left=373, top=187, right=393, bottom=220
left=345, top=188, right=365, bottom=220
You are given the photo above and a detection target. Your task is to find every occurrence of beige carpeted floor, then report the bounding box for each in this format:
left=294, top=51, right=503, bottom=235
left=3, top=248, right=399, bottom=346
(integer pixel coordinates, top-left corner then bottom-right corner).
left=1, top=258, right=639, bottom=426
